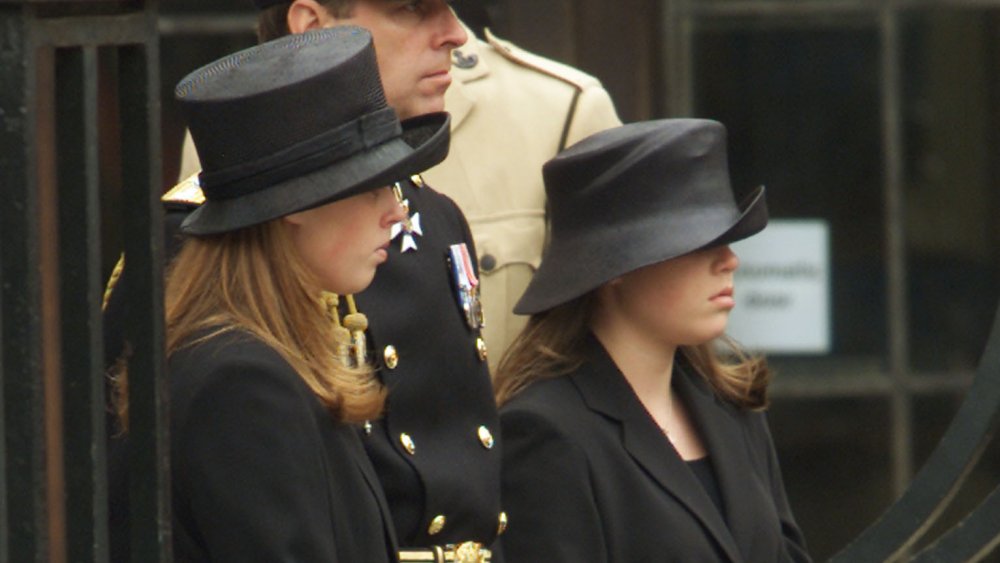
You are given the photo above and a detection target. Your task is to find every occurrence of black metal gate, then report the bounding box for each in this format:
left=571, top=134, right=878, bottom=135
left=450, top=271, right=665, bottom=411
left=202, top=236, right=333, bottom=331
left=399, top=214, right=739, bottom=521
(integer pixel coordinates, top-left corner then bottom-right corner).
left=0, top=1, right=168, bottom=561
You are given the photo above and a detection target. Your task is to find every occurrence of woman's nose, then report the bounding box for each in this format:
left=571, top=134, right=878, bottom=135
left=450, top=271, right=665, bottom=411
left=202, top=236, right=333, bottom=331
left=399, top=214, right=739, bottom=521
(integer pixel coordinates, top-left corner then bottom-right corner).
left=715, top=245, right=740, bottom=273
left=384, top=187, right=407, bottom=225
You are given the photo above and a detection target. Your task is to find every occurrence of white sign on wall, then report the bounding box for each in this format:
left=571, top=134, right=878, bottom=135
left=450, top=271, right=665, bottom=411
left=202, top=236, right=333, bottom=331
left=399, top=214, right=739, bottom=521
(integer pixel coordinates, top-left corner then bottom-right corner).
left=726, top=219, right=830, bottom=354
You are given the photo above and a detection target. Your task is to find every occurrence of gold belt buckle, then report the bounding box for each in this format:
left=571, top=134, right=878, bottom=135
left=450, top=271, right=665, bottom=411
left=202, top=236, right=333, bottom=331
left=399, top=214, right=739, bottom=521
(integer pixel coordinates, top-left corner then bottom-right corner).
left=450, top=541, right=486, bottom=563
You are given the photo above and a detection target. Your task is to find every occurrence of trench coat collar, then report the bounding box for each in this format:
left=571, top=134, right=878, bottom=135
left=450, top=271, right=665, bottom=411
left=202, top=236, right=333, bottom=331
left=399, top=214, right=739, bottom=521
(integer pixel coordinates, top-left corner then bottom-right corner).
left=444, top=24, right=491, bottom=131
left=569, top=336, right=749, bottom=563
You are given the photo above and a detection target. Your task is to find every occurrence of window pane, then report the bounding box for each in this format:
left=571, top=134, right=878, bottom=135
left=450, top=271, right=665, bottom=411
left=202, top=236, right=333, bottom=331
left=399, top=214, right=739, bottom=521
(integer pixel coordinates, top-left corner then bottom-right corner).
left=901, top=10, right=1000, bottom=373
left=693, top=26, right=885, bottom=359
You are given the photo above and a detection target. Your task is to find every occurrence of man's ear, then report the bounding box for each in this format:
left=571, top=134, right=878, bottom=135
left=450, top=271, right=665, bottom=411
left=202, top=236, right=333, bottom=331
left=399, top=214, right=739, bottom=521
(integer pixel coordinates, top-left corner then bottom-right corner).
left=287, top=0, right=335, bottom=34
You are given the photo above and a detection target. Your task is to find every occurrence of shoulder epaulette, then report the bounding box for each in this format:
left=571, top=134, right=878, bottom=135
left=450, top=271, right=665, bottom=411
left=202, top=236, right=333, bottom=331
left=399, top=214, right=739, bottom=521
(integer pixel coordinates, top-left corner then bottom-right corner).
left=484, top=28, right=601, bottom=92
left=161, top=173, right=205, bottom=207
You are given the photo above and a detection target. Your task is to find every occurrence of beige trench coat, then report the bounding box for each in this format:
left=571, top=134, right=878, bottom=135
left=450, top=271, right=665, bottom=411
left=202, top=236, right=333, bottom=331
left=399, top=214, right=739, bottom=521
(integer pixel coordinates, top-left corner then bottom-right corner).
left=423, top=29, right=620, bottom=367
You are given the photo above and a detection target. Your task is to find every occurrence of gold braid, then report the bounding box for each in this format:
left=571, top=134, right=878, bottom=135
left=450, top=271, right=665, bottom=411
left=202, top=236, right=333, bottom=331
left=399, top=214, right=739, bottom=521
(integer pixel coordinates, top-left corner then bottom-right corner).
left=102, top=254, right=126, bottom=311
left=321, top=292, right=369, bottom=368
left=342, top=295, right=369, bottom=367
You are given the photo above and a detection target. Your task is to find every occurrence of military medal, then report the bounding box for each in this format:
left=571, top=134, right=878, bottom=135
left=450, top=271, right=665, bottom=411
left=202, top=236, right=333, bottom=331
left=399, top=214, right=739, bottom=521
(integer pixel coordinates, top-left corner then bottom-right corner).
left=448, top=243, right=484, bottom=330
left=390, top=182, right=422, bottom=252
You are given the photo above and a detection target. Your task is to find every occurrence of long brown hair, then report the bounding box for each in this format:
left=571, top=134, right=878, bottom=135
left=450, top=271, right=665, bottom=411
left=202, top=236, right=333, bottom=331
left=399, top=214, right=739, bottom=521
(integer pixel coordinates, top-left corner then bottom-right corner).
left=494, top=291, right=771, bottom=411
left=112, top=219, right=385, bottom=429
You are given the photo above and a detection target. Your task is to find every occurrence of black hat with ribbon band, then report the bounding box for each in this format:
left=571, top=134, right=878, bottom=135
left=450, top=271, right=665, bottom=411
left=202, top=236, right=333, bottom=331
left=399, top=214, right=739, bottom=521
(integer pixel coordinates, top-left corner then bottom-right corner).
left=176, top=26, right=450, bottom=235
left=514, top=118, right=768, bottom=315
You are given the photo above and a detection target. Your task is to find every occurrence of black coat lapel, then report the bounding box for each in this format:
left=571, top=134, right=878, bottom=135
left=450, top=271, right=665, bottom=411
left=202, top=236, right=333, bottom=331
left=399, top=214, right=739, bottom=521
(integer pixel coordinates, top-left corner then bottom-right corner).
left=349, top=427, right=400, bottom=554
left=674, top=358, right=764, bottom=562
left=570, top=342, right=744, bottom=562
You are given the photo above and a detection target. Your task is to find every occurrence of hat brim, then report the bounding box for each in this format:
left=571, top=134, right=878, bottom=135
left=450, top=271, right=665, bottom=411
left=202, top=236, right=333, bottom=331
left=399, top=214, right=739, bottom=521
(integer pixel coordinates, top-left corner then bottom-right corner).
left=514, top=185, right=768, bottom=315
left=181, top=112, right=450, bottom=235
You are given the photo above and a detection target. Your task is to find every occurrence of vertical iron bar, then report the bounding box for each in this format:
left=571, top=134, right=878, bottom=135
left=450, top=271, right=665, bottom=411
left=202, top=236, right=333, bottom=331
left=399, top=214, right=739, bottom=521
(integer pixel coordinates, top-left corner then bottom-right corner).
left=118, top=5, right=170, bottom=560
left=0, top=9, right=14, bottom=559
left=56, top=44, right=108, bottom=563
left=879, top=1, right=914, bottom=501
left=0, top=6, right=48, bottom=562
left=660, top=0, right=694, bottom=117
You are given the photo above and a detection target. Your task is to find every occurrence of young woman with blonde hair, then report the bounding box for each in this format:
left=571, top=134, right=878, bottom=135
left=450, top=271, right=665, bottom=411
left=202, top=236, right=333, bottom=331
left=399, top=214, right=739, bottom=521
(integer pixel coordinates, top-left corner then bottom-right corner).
left=496, top=119, right=811, bottom=562
left=109, top=27, right=450, bottom=561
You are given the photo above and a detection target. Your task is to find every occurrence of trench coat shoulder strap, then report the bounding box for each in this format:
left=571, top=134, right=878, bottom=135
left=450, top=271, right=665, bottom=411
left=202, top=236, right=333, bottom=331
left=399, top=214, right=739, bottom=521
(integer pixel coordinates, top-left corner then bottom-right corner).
left=483, top=28, right=602, bottom=92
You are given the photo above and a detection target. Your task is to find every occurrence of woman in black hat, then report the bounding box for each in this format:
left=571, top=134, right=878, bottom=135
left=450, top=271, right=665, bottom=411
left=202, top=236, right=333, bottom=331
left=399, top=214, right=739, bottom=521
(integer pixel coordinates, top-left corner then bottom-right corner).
left=494, top=119, right=811, bottom=562
left=109, top=27, right=450, bottom=561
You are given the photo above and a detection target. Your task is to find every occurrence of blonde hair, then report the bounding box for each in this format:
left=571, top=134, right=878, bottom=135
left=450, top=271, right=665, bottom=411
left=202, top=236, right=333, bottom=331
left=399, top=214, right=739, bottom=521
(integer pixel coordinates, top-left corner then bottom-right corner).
left=494, top=292, right=771, bottom=411
left=112, top=219, right=384, bottom=429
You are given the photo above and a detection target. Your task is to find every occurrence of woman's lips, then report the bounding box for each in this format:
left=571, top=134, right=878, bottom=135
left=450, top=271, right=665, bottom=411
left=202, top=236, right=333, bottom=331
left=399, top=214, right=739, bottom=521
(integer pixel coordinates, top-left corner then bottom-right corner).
left=711, top=287, right=735, bottom=308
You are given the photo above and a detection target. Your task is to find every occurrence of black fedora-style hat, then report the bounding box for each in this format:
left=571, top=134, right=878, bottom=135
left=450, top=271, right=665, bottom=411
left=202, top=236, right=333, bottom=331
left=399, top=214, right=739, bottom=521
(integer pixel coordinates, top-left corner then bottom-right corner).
left=176, top=26, right=450, bottom=235
left=514, top=118, right=768, bottom=315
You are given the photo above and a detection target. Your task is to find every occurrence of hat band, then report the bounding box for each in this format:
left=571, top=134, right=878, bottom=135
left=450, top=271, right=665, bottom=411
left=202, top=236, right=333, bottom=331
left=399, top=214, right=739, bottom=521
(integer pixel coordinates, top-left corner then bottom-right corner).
left=199, top=106, right=401, bottom=201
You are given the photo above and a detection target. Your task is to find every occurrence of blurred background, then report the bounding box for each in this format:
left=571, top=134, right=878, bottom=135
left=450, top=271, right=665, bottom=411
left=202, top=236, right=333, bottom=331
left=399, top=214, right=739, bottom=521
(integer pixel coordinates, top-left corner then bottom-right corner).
left=5, top=0, right=1000, bottom=560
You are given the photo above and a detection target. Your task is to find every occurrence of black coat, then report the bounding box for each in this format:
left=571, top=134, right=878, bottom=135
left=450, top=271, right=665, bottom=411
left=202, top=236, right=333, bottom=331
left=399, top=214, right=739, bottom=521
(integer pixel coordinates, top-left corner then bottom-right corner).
left=355, top=177, right=502, bottom=548
left=499, top=340, right=811, bottom=562
left=118, top=329, right=398, bottom=561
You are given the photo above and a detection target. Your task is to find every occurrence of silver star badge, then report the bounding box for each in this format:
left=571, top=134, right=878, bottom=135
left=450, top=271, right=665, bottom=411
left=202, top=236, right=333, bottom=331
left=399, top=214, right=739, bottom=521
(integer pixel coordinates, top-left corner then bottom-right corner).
left=391, top=198, right=422, bottom=252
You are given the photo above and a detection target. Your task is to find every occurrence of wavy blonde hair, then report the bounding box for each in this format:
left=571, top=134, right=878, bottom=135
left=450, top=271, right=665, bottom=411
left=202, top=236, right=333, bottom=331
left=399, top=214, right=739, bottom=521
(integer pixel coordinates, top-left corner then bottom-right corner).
left=113, top=219, right=384, bottom=429
left=494, top=292, right=771, bottom=410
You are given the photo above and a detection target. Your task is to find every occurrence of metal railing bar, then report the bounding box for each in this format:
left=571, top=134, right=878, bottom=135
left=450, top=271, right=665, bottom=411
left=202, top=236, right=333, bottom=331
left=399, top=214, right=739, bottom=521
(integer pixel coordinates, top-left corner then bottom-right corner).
left=30, top=13, right=148, bottom=47
left=687, top=0, right=876, bottom=17
left=55, top=43, right=109, bottom=563
left=117, top=22, right=172, bottom=560
left=157, top=13, right=255, bottom=36
left=1, top=9, right=48, bottom=560
left=687, top=0, right=1000, bottom=17
left=770, top=371, right=974, bottom=399
left=911, top=481, right=1000, bottom=562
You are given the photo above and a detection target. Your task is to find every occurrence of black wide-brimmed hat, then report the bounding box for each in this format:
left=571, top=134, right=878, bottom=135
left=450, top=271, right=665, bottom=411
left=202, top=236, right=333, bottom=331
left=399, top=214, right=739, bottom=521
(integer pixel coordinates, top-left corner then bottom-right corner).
left=176, top=26, right=450, bottom=235
left=514, top=118, right=768, bottom=315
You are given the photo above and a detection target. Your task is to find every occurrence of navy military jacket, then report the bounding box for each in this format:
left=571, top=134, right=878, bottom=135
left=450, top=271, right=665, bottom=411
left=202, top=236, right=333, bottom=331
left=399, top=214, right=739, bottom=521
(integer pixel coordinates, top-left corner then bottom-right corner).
left=104, top=175, right=503, bottom=554
left=355, top=176, right=502, bottom=548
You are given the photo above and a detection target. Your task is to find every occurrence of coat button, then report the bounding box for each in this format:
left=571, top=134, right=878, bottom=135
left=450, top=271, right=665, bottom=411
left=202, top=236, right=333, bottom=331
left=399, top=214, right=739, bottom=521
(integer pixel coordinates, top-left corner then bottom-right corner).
left=400, top=433, right=416, bottom=455
left=428, top=514, right=446, bottom=535
left=383, top=345, right=399, bottom=369
left=497, top=511, right=508, bottom=536
left=363, top=421, right=373, bottom=435
left=477, top=426, right=495, bottom=449
left=476, top=337, right=488, bottom=362
left=479, top=253, right=497, bottom=272
left=410, top=174, right=424, bottom=188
